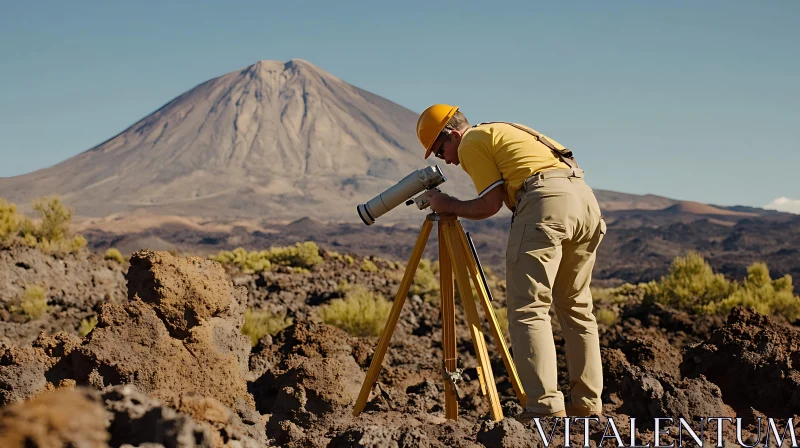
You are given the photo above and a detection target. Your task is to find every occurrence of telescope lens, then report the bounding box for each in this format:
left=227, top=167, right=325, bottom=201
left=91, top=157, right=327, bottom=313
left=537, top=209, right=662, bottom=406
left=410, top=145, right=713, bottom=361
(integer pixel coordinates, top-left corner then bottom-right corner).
left=357, top=204, right=375, bottom=225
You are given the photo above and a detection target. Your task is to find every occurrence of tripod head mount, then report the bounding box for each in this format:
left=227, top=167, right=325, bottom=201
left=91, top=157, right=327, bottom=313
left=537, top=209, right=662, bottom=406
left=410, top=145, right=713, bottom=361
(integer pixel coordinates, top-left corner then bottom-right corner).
left=425, top=212, right=457, bottom=222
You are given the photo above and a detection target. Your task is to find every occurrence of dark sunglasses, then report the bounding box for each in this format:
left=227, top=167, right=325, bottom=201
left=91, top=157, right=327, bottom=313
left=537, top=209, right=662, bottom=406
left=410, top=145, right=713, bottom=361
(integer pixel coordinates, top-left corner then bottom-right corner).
left=433, top=132, right=449, bottom=158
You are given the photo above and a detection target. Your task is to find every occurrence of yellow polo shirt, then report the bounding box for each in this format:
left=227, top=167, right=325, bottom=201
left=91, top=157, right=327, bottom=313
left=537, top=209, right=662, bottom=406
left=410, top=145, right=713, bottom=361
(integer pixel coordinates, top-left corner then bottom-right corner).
left=458, top=122, right=570, bottom=210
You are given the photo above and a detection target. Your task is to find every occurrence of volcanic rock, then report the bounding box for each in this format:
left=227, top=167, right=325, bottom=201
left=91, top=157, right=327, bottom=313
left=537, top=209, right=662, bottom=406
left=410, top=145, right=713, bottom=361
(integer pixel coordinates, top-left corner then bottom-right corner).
left=251, top=321, right=366, bottom=443
left=477, top=418, right=542, bottom=448
left=681, top=306, right=800, bottom=417
left=612, top=332, right=682, bottom=379
left=603, top=348, right=734, bottom=426
left=0, top=384, right=266, bottom=448
left=0, top=245, right=127, bottom=345
left=329, top=424, right=435, bottom=448
left=103, top=384, right=265, bottom=448
left=0, top=332, right=83, bottom=405
left=0, top=388, right=110, bottom=448
left=61, top=250, right=254, bottom=413
left=0, top=344, right=52, bottom=405
left=0, top=250, right=264, bottom=444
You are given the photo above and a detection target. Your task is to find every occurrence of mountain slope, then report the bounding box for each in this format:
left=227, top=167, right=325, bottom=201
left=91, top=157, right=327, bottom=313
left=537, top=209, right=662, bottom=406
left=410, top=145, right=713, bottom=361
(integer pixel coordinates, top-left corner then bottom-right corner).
left=0, top=59, right=476, bottom=223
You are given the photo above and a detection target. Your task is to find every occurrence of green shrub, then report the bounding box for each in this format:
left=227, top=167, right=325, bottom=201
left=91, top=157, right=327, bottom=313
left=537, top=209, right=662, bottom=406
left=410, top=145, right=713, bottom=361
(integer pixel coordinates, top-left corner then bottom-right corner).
left=592, top=284, right=644, bottom=307
left=15, top=285, right=48, bottom=320
left=21, top=233, right=37, bottom=248
left=0, top=199, right=21, bottom=242
left=211, top=247, right=271, bottom=273
left=32, top=196, right=72, bottom=242
left=68, top=235, right=87, bottom=254
left=104, top=247, right=125, bottom=263
left=344, top=255, right=354, bottom=265
left=596, top=308, right=618, bottom=327
left=268, top=241, right=323, bottom=269
left=19, top=216, right=37, bottom=240
left=593, top=287, right=622, bottom=305
left=410, top=258, right=440, bottom=302
left=360, top=259, right=378, bottom=273
left=643, top=252, right=800, bottom=322
left=210, top=242, right=323, bottom=273
left=644, top=251, right=731, bottom=311
left=0, top=196, right=85, bottom=254
left=78, top=316, right=98, bottom=337
left=336, top=280, right=351, bottom=295
left=699, top=264, right=800, bottom=322
left=319, top=284, right=391, bottom=337
left=36, top=238, right=55, bottom=253
left=746, top=262, right=771, bottom=287
left=241, top=309, right=294, bottom=347
left=35, top=235, right=87, bottom=255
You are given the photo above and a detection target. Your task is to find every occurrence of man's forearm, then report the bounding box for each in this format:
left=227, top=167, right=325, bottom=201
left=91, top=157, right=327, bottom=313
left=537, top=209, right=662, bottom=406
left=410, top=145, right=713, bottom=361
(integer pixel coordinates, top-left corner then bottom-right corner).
left=446, top=196, right=495, bottom=220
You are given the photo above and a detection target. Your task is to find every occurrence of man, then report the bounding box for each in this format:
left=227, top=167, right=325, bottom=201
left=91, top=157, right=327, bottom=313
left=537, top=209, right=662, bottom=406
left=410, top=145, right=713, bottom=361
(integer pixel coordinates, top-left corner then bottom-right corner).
left=416, top=104, right=606, bottom=420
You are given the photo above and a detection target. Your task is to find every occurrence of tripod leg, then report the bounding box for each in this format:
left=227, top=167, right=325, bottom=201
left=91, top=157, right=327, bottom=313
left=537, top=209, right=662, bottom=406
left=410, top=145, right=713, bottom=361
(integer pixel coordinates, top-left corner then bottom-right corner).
left=438, top=223, right=458, bottom=420
left=442, top=222, right=504, bottom=422
left=353, top=219, right=434, bottom=417
left=455, top=221, right=528, bottom=408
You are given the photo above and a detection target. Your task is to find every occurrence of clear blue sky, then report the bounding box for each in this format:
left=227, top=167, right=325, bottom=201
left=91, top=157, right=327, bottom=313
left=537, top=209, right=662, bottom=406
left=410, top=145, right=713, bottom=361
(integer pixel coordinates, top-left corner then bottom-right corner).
left=1, top=1, right=798, bottom=208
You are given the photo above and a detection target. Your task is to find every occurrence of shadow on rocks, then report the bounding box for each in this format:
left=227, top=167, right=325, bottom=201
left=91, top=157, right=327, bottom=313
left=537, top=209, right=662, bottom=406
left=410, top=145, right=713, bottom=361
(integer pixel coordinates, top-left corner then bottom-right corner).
left=249, top=321, right=366, bottom=446
left=602, top=347, right=735, bottom=429
left=681, top=306, right=800, bottom=418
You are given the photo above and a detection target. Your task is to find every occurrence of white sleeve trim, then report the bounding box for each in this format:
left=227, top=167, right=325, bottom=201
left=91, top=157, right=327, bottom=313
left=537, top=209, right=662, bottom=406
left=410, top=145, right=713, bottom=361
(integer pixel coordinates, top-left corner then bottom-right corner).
left=478, top=180, right=504, bottom=197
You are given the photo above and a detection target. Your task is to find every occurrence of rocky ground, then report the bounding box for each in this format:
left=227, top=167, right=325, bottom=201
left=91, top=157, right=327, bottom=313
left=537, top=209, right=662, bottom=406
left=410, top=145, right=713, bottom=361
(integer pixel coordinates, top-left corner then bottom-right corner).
left=0, top=244, right=799, bottom=447
left=82, top=211, right=800, bottom=294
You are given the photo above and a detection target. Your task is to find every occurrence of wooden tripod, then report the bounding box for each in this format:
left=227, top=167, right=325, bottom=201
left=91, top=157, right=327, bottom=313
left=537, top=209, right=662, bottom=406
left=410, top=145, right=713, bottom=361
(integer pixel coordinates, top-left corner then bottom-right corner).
left=352, top=213, right=527, bottom=421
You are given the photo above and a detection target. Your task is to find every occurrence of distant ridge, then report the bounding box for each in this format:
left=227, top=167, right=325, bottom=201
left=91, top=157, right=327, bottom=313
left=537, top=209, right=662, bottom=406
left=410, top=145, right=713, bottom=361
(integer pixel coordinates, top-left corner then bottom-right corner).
left=663, top=201, right=758, bottom=217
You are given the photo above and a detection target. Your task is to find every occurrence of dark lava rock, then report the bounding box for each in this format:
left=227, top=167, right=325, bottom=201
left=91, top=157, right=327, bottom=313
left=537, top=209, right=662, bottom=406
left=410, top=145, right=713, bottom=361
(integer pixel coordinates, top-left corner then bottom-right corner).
left=681, top=306, right=800, bottom=416
left=0, top=387, right=110, bottom=447
left=603, top=348, right=734, bottom=426
left=477, top=418, right=542, bottom=448
left=329, top=424, right=433, bottom=448
left=613, top=332, right=682, bottom=378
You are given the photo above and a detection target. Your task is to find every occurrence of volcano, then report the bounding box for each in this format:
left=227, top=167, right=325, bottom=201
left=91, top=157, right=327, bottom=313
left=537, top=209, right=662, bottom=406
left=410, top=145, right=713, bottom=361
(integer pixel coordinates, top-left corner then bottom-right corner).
left=0, top=59, right=477, bottom=223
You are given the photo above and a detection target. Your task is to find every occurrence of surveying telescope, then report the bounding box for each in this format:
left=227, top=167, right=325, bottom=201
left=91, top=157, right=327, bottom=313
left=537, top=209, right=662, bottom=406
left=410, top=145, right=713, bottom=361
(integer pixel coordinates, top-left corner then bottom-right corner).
left=353, top=169, right=527, bottom=422
left=357, top=165, right=446, bottom=225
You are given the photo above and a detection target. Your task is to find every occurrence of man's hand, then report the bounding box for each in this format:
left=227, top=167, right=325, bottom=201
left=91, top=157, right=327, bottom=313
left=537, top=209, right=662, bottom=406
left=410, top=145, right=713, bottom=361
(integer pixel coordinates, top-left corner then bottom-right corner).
left=423, top=190, right=453, bottom=214
left=421, top=184, right=505, bottom=220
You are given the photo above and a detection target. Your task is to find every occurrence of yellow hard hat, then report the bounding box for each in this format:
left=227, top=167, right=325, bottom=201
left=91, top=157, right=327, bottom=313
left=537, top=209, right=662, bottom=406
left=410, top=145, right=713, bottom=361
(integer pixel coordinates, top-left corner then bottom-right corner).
left=416, top=104, right=459, bottom=159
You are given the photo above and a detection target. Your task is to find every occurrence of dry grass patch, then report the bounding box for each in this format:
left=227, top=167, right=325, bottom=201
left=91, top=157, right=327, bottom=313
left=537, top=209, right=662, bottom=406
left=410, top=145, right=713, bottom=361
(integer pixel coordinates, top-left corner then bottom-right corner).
left=78, top=316, right=98, bottom=337
left=210, top=241, right=323, bottom=273
left=104, top=248, right=125, bottom=263
left=11, top=285, right=48, bottom=321
left=360, top=259, right=378, bottom=273
left=595, top=308, right=618, bottom=327
left=319, top=284, right=391, bottom=337
left=241, top=309, right=294, bottom=347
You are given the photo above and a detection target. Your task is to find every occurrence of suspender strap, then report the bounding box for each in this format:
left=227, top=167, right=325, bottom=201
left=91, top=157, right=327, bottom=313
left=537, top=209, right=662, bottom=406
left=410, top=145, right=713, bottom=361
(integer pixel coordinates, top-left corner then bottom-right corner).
left=477, top=122, right=579, bottom=170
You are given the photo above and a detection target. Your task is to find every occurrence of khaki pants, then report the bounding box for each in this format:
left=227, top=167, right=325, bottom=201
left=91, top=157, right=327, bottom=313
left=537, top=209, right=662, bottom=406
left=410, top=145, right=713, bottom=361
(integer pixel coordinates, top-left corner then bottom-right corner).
left=506, top=168, right=606, bottom=414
